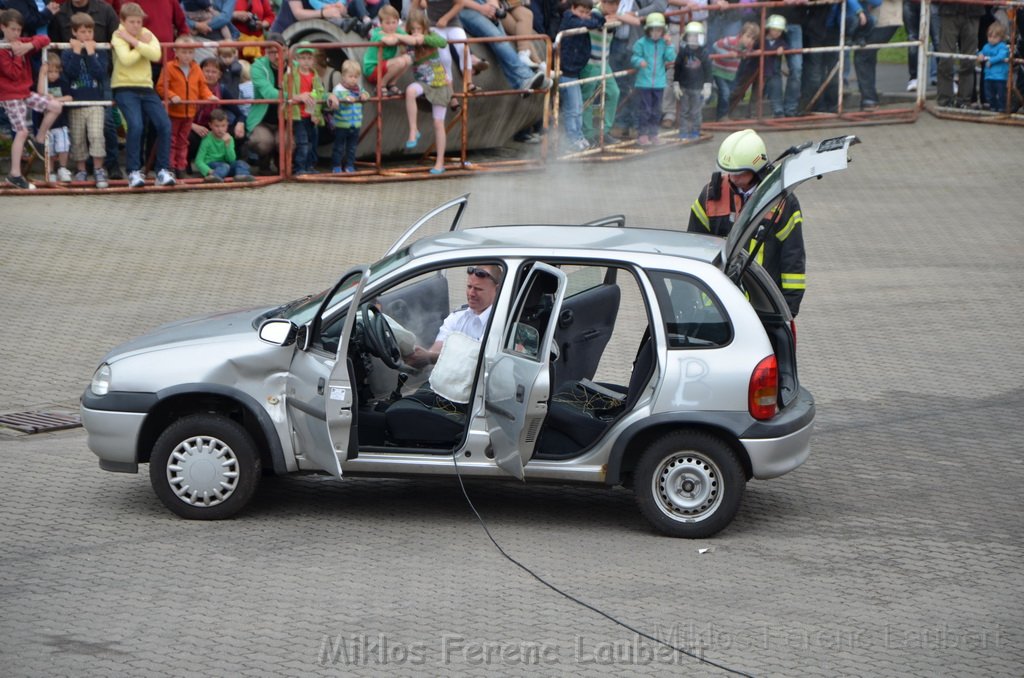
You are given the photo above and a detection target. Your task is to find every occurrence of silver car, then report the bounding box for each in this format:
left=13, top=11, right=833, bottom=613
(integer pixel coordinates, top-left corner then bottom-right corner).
left=82, top=136, right=857, bottom=537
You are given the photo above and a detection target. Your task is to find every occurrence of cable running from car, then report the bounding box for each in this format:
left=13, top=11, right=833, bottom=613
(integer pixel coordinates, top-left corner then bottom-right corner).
left=451, top=452, right=756, bottom=678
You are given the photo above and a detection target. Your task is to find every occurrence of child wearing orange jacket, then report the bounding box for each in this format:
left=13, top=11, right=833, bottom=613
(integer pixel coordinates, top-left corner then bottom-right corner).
left=157, top=35, right=218, bottom=175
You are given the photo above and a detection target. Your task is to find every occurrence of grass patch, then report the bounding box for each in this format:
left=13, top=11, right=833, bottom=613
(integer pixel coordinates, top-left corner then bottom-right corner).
left=878, top=26, right=910, bottom=65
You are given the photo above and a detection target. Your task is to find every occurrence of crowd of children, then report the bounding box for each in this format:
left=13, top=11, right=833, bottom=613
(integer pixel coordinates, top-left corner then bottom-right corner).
left=2, top=0, right=1019, bottom=189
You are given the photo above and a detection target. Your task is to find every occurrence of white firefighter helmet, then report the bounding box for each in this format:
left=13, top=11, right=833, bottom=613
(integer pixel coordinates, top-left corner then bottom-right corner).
left=717, top=129, right=769, bottom=173
left=644, top=12, right=667, bottom=30
left=766, top=14, right=787, bottom=32
left=683, top=21, right=706, bottom=46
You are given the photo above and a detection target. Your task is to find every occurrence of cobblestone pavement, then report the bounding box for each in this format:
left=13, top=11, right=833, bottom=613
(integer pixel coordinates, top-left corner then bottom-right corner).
left=1, top=116, right=1022, bottom=677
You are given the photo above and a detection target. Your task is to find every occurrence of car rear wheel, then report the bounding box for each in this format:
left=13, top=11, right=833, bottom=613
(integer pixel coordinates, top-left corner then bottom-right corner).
left=634, top=430, right=745, bottom=538
left=150, top=414, right=260, bottom=520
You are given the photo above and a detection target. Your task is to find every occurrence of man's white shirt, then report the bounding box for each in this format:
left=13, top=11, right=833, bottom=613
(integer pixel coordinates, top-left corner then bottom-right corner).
left=435, top=305, right=493, bottom=344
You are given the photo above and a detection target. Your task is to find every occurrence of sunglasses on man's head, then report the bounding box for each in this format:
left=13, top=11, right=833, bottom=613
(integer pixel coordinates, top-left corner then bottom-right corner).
left=467, top=266, right=498, bottom=284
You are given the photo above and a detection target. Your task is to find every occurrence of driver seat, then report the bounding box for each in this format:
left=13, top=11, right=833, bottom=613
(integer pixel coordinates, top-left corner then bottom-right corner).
left=384, top=389, right=466, bottom=448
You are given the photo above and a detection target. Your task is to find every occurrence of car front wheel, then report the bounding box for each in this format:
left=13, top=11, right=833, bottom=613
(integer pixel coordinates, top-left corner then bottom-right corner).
left=634, top=430, right=745, bottom=538
left=149, top=413, right=261, bottom=520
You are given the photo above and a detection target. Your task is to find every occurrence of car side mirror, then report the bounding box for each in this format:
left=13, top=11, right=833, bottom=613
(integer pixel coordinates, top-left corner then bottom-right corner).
left=258, top=319, right=298, bottom=346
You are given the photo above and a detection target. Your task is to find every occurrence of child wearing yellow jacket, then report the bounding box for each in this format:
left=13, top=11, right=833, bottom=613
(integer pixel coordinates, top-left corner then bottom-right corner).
left=157, top=35, right=219, bottom=175
left=111, top=2, right=175, bottom=187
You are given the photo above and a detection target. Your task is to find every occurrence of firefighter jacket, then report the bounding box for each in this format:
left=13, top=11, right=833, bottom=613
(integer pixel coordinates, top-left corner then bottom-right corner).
left=688, top=173, right=807, bottom=316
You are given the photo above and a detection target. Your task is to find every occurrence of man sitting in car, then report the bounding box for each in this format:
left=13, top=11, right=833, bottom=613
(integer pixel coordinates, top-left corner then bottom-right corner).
left=406, top=264, right=503, bottom=367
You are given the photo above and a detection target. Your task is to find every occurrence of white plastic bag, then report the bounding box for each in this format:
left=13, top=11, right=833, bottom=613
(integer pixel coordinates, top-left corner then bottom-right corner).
left=429, top=331, right=480, bottom=404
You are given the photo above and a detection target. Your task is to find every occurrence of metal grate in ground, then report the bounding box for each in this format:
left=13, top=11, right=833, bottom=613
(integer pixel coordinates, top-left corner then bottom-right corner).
left=0, top=411, right=82, bottom=434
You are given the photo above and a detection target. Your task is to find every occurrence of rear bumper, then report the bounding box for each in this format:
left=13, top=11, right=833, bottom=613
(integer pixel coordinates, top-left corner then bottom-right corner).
left=740, top=387, right=814, bottom=479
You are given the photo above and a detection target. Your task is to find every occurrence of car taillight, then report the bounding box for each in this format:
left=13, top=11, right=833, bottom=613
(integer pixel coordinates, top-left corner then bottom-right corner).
left=749, top=355, right=778, bottom=420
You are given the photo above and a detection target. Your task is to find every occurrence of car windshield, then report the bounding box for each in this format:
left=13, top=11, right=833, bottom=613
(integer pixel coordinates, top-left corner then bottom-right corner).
left=261, top=247, right=412, bottom=326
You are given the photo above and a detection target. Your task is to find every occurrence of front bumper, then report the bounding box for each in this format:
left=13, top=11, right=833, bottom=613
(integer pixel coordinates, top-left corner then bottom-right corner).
left=80, top=389, right=156, bottom=473
left=740, top=387, right=815, bottom=479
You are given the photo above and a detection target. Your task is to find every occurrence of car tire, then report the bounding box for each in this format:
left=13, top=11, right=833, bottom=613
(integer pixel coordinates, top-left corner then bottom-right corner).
left=149, top=413, right=261, bottom=520
left=634, top=430, right=745, bottom=538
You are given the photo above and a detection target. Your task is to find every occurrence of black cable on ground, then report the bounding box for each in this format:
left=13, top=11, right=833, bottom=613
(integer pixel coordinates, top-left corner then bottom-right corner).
left=451, top=452, right=756, bottom=678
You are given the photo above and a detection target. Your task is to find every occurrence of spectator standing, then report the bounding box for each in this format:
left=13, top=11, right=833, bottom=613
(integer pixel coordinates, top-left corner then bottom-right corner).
left=62, top=12, right=110, bottom=187
left=902, top=0, right=939, bottom=91
left=559, top=0, right=604, bottom=152
left=193, top=107, right=253, bottom=180
left=936, top=0, right=985, bottom=107
left=40, top=51, right=73, bottom=182
left=0, top=8, right=63, bottom=189
left=630, top=11, right=674, bottom=145
left=157, top=35, right=218, bottom=176
left=110, top=1, right=175, bottom=187
left=977, top=21, right=1009, bottom=111
left=289, top=43, right=326, bottom=175
left=612, top=0, right=666, bottom=136
left=687, top=129, right=806, bottom=316
left=671, top=19, right=711, bottom=139
left=709, top=19, right=754, bottom=119
left=580, top=0, right=630, bottom=144
left=774, top=0, right=805, bottom=117
left=50, top=0, right=123, bottom=180
left=327, top=58, right=368, bottom=173
left=244, top=31, right=286, bottom=172
left=799, top=0, right=834, bottom=113
left=851, top=0, right=900, bottom=111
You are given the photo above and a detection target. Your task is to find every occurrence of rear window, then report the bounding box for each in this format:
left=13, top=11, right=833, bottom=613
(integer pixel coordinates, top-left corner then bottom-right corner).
left=648, top=270, right=732, bottom=348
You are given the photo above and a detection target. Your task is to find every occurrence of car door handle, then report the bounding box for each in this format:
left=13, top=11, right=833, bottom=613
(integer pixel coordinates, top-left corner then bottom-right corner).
left=516, top=384, right=525, bottom=403
left=317, top=377, right=325, bottom=395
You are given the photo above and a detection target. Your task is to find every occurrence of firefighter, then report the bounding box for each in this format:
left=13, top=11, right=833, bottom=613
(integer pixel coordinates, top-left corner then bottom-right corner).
left=688, top=128, right=807, bottom=316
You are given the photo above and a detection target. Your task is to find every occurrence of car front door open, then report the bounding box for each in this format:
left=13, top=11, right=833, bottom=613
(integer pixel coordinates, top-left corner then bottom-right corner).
left=485, top=263, right=567, bottom=479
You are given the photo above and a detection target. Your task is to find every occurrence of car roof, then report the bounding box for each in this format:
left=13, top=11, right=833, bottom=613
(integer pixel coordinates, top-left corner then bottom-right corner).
left=408, top=224, right=725, bottom=264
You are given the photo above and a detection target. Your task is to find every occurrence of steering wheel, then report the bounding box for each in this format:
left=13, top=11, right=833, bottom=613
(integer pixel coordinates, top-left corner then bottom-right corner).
left=360, top=304, right=403, bottom=370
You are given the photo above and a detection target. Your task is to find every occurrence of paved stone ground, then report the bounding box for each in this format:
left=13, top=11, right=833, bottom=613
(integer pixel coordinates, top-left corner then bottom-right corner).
left=1, top=116, right=1022, bottom=676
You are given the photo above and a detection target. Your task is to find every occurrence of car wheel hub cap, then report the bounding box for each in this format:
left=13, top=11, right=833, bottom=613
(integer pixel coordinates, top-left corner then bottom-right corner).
left=166, top=435, right=240, bottom=507
left=654, top=454, right=722, bottom=521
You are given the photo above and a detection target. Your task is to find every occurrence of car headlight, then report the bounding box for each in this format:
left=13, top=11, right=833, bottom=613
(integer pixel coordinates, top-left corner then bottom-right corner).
left=91, top=363, right=112, bottom=396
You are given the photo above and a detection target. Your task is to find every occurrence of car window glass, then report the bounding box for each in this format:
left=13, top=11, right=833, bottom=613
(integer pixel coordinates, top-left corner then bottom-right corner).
left=562, top=264, right=606, bottom=297
left=649, top=270, right=732, bottom=348
left=504, top=269, right=559, bottom=361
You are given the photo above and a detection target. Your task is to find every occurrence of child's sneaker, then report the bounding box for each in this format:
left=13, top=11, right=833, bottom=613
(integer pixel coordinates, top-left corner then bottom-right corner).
left=344, top=166, right=356, bottom=173
left=332, top=166, right=343, bottom=174
left=5, top=175, right=35, bottom=190
left=57, top=167, right=73, bottom=183
left=650, top=135, right=664, bottom=146
left=203, top=174, right=224, bottom=183
left=74, top=170, right=89, bottom=182
left=636, top=135, right=651, bottom=146
left=235, top=174, right=256, bottom=182
left=156, top=169, right=176, bottom=186
left=94, top=168, right=109, bottom=189
left=128, top=170, right=145, bottom=188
